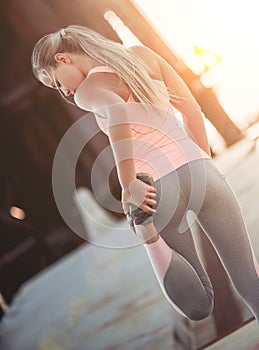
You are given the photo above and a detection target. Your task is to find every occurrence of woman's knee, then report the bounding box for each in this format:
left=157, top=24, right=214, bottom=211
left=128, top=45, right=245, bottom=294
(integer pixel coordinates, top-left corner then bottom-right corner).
left=183, top=300, right=214, bottom=321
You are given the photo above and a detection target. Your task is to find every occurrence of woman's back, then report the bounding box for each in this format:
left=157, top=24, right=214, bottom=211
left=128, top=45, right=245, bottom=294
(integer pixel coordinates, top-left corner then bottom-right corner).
left=86, top=65, right=210, bottom=181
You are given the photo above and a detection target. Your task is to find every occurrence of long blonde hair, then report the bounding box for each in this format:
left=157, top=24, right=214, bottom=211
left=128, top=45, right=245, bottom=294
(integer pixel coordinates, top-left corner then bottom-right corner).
left=31, top=25, right=165, bottom=106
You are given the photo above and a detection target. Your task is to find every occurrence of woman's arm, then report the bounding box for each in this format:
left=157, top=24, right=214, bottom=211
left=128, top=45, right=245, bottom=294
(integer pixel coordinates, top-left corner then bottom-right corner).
left=74, top=76, right=157, bottom=213
left=130, top=45, right=211, bottom=156
left=75, top=77, right=136, bottom=190
left=158, top=56, right=211, bottom=156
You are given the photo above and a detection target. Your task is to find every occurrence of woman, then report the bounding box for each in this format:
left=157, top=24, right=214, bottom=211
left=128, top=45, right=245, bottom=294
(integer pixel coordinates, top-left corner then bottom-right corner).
left=31, top=25, right=259, bottom=322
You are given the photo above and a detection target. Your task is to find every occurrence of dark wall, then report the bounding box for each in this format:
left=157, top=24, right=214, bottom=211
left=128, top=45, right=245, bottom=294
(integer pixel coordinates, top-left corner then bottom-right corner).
left=0, top=1, right=123, bottom=302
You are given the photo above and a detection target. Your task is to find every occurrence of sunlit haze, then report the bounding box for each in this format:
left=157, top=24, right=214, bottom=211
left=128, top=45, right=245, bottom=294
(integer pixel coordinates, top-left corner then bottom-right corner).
left=135, top=0, right=259, bottom=127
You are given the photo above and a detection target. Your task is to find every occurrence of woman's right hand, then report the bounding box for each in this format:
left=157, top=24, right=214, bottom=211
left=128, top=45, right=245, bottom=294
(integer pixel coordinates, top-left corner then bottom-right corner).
left=121, top=178, right=157, bottom=214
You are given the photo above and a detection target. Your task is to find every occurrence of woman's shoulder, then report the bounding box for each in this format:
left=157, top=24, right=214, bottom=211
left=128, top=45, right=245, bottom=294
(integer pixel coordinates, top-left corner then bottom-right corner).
left=74, top=67, right=129, bottom=111
left=129, top=45, right=163, bottom=81
left=129, top=45, right=155, bottom=58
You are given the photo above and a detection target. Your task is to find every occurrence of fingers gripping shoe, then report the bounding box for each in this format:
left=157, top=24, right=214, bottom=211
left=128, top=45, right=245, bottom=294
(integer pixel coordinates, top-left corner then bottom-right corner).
left=127, top=173, right=157, bottom=242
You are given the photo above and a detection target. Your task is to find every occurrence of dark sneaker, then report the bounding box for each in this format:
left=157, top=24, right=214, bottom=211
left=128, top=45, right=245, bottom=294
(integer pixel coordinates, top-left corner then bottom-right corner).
left=127, top=173, right=155, bottom=232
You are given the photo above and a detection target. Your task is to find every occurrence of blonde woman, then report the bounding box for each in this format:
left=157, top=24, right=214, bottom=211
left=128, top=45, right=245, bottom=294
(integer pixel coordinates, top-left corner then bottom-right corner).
left=32, top=25, right=259, bottom=322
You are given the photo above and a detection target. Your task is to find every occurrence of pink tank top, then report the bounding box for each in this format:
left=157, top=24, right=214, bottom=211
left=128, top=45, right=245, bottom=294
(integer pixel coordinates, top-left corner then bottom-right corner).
left=87, top=66, right=210, bottom=181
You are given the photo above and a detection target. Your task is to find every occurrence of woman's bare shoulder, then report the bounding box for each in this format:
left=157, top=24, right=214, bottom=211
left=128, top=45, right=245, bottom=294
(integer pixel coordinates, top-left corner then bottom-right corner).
left=129, top=45, right=156, bottom=58
left=129, top=45, right=163, bottom=80
left=74, top=71, right=128, bottom=112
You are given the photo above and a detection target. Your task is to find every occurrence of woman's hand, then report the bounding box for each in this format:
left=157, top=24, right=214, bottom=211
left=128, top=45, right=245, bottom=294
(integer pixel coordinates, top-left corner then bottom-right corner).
left=121, top=178, right=157, bottom=214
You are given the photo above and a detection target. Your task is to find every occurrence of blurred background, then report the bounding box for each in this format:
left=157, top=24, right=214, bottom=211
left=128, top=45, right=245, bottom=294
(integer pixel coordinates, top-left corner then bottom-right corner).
left=135, top=0, right=259, bottom=151
left=0, top=1, right=259, bottom=349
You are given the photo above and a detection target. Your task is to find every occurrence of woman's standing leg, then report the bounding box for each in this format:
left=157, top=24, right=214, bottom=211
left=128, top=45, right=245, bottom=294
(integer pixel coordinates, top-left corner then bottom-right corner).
left=188, top=159, right=259, bottom=322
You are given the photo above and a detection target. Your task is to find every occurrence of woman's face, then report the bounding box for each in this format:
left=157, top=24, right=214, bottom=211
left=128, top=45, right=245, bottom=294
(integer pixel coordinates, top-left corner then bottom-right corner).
left=48, top=52, right=87, bottom=96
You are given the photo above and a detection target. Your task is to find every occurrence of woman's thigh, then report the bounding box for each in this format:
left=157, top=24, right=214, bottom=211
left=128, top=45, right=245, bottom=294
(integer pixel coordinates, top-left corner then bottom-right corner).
left=153, top=169, right=209, bottom=279
left=195, top=160, right=259, bottom=287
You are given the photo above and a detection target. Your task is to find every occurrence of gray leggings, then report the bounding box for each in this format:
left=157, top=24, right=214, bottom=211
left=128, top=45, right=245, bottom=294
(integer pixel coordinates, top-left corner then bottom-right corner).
left=153, top=159, right=259, bottom=321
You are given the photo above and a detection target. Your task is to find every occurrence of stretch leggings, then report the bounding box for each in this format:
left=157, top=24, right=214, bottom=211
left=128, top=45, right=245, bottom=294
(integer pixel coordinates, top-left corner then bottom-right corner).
left=147, top=159, right=259, bottom=321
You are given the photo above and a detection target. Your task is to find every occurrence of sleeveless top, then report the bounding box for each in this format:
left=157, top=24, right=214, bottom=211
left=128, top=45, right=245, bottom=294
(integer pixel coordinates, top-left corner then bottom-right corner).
left=86, top=66, right=211, bottom=181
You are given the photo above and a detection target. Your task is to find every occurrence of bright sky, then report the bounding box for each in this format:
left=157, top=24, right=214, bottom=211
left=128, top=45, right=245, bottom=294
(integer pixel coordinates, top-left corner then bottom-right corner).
left=135, top=0, right=259, bottom=127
